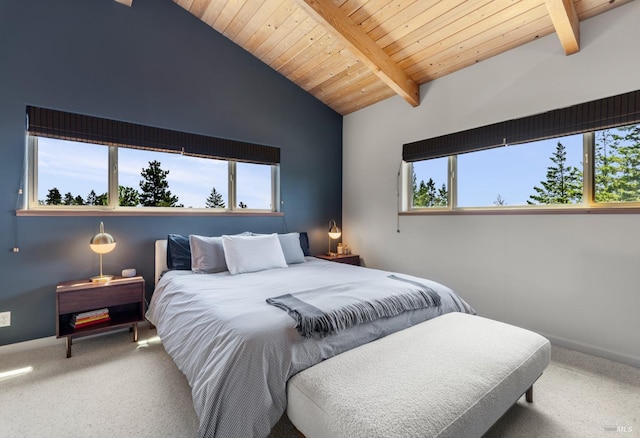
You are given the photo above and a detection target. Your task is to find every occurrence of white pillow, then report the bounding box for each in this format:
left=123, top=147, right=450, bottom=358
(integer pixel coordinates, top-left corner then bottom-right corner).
left=189, top=232, right=252, bottom=273
left=251, top=232, right=306, bottom=264
left=222, top=234, right=288, bottom=275
left=277, top=232, right=306, bottom=264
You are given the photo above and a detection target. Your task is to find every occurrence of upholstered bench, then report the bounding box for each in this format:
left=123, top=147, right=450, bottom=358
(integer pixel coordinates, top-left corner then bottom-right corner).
left=287, top=312, right=550, bottom=438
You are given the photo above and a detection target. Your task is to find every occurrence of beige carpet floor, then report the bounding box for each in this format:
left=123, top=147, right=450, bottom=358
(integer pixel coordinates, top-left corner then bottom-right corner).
left=0, top=325, right=638, bottom=437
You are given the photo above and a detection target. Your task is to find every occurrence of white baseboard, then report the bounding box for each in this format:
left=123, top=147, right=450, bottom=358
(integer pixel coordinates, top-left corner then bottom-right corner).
left=0, top=336, right=64, bottom=356
left=541, top=332, right=640, bottom=369
left=0, top=321, right=152, bottom=356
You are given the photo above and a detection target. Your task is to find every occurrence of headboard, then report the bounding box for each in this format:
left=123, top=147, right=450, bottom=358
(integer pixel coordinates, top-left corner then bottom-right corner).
left=155, top=239, right=168, bottom=286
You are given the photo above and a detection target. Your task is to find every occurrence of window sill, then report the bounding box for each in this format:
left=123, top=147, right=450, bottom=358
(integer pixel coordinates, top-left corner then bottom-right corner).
left=16, top=209, right=284, bottom=217
left=400, top=206, right=640, bottom=215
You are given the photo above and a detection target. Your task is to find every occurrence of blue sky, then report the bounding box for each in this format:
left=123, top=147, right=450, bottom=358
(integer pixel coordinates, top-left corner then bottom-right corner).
left=413, top=134, right=583, bottom=206
left=37, top=138, right=272, bottom=209
left=39, top=133, right=585, bottom=209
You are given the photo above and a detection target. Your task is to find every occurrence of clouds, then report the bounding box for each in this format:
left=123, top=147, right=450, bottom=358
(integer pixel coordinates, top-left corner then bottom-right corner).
left=37, top=138, right=273, bottom=209
left=236, top=162, right=271, bottom=209
left=37, top=138, right=108, bottom=199
left=118, top=149, right=229, bottom=208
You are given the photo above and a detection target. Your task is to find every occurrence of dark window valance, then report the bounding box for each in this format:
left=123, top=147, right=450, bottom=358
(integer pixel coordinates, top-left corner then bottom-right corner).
left=26, top=106, right=280, bottom=165
left=403, top=89, right=640, bottom=162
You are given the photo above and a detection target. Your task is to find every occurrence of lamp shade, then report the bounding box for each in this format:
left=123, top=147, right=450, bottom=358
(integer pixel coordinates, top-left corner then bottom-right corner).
left=328, top=220, right=341, bottom=240
left=90, top=222, right=116, bottom=254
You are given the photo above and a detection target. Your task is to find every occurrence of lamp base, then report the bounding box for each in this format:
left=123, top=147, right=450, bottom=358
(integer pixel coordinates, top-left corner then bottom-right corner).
left=90, top=275, right=113, bottom=283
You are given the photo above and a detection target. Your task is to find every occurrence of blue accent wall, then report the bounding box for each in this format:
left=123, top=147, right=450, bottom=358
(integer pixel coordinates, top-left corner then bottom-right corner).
left=0, top=0, right=342, bottom=345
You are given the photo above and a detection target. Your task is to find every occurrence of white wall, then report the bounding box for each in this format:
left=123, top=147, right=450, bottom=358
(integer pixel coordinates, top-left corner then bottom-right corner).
left=343, top=1, right=640, bottom=368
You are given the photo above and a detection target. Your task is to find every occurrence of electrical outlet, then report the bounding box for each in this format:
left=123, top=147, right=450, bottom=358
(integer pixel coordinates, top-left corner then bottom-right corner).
left=0, top=311, right=10, bottom=327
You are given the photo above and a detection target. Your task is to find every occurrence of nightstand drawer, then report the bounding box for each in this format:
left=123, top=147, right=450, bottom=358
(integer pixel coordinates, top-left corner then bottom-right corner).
left=58, top=282, right=142, bottom=314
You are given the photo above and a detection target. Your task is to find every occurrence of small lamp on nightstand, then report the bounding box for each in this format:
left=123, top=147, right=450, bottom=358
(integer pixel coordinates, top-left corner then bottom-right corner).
left=89, top=222, right=116, bottom=283
left=328, top=219, right=341, bottom=256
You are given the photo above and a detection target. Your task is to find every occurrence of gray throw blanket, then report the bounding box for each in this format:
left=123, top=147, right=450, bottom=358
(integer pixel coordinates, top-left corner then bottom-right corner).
left=266, top=275, right=442, bottom=337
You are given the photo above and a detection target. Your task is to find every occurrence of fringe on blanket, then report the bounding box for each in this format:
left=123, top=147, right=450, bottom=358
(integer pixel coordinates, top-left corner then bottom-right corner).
left=268, top=275, right=442, bottom=338
left=297, top=289, right=440, bottom=338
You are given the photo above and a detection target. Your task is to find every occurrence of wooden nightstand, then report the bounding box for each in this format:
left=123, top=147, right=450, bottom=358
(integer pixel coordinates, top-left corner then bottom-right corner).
left=315, top=254, right=360, bottom=266
left=56, top=276, right=145, bottom=358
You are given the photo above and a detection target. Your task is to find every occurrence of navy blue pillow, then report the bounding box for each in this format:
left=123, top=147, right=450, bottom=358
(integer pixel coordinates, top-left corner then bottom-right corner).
left=167, top=234, right=191, bottom=270
left=299, top=232, right=310, bottom=256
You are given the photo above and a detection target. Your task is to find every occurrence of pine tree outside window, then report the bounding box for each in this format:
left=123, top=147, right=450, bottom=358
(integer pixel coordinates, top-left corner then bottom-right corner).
left=404, top=90, right=640, bottom=213
left=29, top=137, right=277, bottom=211
left=594, top=124, right=640, bottom=204
left=449, top=134, right=584, bottom=208
left=406, top=125, right=640, bottom=212
left=36, top=138, right=109, bottom=207
left=205, top=187, right=226, bottom=208
left=411, top=158, right=448, bottom=208
left=24, top=106, right=280, bottom=214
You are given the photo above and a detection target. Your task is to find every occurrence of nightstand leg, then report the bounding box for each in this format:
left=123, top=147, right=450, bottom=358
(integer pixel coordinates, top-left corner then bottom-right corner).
left=66, top=337, right=72, bottom=358
left=133, top=323, right=138, bottom=342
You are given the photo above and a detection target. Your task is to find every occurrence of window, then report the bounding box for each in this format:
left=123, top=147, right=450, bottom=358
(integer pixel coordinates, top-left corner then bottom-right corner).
left=406, top=126, right=640, bottom=211
left=25, top=106, right=280, bottom=213
left=235, top=162, right=273, bottom=210
left=457, top=135, right=583, bottom=208
left=29, top=137, right=278, bottom=211
left=36, top=138, right=109, bottom=206
left=402, top=90, right=640, bottom=212
left=594, top=124, right=640, bottom=204
left=411, top=157, right=448, bottom=208
left=118, top=148, right=229, bottom=208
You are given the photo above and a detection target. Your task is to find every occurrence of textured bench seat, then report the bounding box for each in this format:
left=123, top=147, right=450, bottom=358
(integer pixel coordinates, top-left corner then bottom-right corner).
left=287, top=312, right=551, bottom=438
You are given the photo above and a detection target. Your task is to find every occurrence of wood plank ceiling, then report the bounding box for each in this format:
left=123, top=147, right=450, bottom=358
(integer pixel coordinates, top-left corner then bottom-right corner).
left=172, top=0, right=630, bottom=115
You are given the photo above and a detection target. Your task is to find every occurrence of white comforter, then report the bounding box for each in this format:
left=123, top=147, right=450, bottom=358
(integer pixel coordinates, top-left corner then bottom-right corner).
left=146, top=257, right=474, bottom=438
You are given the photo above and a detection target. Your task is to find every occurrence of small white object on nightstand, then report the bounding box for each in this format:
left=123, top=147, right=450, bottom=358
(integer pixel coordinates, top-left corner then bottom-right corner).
left=122, top=268, right=136, bottom=278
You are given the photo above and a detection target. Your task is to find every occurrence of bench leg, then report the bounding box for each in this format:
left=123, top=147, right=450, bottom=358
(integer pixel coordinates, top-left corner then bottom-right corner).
left=525, top=385, right=533, bottom=403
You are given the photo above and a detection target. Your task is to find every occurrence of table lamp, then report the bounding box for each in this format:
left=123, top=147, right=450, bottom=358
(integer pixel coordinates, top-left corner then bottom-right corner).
left=328, top=220, right=341, bottom=256
left=90, top=222, right=116, bottom=282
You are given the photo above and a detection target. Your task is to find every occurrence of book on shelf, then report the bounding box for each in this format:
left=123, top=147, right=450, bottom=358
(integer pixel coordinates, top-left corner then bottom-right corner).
left=70, top=308, right=110, bottom=328
left=72, top=313, right=110, bottom=324
left=73, top=308, right=109, bottom=320
left=71, top=316, right=111, bottom=329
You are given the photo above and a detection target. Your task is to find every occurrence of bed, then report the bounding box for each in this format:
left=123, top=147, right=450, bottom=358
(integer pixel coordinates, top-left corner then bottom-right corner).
left=146, top=233, right=475, bottom=438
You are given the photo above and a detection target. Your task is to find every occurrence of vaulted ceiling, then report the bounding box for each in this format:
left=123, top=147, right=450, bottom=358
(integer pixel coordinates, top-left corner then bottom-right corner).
left=167, top=0, right=629, bottom=115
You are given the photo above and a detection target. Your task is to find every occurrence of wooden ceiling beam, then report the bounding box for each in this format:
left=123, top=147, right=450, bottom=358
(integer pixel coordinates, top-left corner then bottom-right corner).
left=545, top=0, right=580, bottom=55
left=294, top=0, right=420, bottom=107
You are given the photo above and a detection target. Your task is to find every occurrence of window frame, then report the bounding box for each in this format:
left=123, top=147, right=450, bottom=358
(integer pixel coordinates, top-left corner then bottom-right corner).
left=403, top=130, right=640, bottom=214
left=25, top=135, right=281, bottom=215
